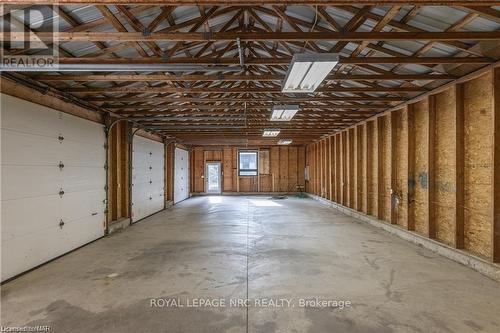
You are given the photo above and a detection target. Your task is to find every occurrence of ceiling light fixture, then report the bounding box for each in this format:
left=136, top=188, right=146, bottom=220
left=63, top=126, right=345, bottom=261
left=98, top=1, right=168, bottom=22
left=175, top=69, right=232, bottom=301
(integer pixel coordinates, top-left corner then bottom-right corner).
left=282, top=53, right=339, bottom=93
left=263, top=129, right=281, bottom=137
left=278, top=139, right=293, bottom=145
left=270, top=105, right=299, bottom=121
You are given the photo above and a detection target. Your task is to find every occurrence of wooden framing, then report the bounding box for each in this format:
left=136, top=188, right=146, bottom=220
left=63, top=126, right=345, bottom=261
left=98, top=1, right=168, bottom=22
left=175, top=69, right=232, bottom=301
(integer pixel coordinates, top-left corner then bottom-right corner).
left=2, top=4, right=499, bottom=146
left=4, top=1, right=499, bottom=5
left=305, top=68, right=500, bottom=264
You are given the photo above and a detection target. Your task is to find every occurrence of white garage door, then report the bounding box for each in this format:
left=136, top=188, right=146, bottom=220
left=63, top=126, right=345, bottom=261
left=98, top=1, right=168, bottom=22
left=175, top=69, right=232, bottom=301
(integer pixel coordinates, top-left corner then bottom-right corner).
left=131, top=136, right=164, bottom=222
left=1, top=94, right=106, bottom=282
left=174, top=147, right=189, bottom=204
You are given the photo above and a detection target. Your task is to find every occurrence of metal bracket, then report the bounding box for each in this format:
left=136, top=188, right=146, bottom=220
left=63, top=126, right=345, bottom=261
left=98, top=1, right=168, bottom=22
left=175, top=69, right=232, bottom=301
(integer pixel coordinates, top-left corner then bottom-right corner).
left=143, top=27, right=151, bottom=36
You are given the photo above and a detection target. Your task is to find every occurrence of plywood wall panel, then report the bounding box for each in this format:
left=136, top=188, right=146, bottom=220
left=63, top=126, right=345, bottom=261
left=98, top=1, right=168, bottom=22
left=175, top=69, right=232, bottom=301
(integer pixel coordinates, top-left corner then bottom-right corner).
left=330, top=136, right=336, bottom=201
left=288, top=146, right=298, bottom=192
left=380, top=115, right=392, bottom=222
left=270, top=146, right=281, bottom=192
left=279, top=146, right=289, bottom=192
left=298, top=146, right=306, bottom=188
left=355, top=125, right=363, bottom=211
left=223, top=147, right=233, bottom=191
left=434, top=88, right=457, bottom=247
left=412, top=99, right=430, bottom=235
left=463, top=72, right=494, bottom=258
left=394, top=107, right=409, bottom=228
left=348, top=129, right=355, bottom=208
left=193, top=147, right=205, bottom=193
left=367, top=121, right=378, bottom=216
left=362, top=123, right=368, bottom=213
left=303, top=70, right=498, bottom=263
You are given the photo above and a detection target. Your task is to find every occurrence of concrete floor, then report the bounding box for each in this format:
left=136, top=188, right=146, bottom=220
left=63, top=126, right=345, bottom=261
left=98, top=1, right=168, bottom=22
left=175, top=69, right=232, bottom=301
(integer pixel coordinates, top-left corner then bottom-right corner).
left=2, top=196, right=500, bottom=333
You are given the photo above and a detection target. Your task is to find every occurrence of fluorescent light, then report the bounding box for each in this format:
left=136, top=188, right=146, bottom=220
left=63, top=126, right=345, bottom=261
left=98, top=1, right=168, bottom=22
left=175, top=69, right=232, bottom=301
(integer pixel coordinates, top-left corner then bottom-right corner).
left=263, top=129, right=281, bottom=137
left=278, top=139, right=293, bottom=145
left=282, top=53, right=339, bottom=93
left=271, top=105, right=299, bottom=121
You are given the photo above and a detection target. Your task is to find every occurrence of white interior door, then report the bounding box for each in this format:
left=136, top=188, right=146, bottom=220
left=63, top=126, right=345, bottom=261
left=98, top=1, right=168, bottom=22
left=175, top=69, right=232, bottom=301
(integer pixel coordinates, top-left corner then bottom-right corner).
left=174, top=148, right=189, bottom=203
left=131, top=136, right=165, bottom=223
left=1, top=94, right=106, bottom=282
left=205, top=162, right=222, bottom=194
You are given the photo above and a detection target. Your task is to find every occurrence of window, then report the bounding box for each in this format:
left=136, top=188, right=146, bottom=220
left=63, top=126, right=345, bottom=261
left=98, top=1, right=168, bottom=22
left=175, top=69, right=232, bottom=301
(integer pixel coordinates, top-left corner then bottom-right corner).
left=239, top=151, right=258, bottom=176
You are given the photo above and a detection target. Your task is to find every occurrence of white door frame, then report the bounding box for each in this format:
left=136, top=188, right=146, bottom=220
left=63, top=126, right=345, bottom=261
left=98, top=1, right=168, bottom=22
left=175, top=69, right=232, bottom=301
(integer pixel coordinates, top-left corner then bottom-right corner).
left=205, top=162, right=222, bottom=194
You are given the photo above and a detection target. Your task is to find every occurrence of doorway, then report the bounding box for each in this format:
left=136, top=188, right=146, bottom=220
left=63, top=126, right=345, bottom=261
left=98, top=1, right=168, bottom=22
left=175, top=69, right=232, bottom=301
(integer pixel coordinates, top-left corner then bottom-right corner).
left=205, top=162, right=222, bottom=194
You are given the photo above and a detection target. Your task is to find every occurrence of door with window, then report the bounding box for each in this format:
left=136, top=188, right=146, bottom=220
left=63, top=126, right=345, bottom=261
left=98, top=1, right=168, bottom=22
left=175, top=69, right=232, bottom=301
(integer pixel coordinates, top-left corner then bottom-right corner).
left=205, top=162, right=222, bottom=194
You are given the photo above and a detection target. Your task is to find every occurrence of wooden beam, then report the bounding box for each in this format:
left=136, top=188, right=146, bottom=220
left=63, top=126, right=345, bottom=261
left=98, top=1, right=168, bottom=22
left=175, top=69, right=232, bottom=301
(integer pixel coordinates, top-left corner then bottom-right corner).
left=2, top=1, right=499, bottom=5
left=33, top=73, right=458, bottom=82
left=66, top=86, right=426, bottom=93
left=87, top=96, right=406, bottom=102
left=49, top=56, right=494, bottom=65
left=6, top=31, right=499, bottom=42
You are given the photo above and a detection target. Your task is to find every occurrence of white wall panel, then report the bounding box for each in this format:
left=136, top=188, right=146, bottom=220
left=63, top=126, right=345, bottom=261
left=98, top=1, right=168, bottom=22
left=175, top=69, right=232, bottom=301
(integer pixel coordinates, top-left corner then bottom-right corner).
left=1, top=94, right=106, bottom=281
left=131, top=136, right=164, bottom=222
left=174, top=147, right=189, bottom=204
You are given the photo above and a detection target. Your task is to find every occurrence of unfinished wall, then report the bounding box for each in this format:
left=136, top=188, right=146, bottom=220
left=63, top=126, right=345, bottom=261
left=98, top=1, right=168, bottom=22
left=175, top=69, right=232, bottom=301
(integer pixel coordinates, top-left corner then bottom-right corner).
left=107, top=121, right=130, bottom=224
left=463, top=72, right=494, bottom=258
left=306, top=69, right=500, bottom=263
left=411, top=99, right=430, bottom=236
left=191, top=145, right=306, bottom=194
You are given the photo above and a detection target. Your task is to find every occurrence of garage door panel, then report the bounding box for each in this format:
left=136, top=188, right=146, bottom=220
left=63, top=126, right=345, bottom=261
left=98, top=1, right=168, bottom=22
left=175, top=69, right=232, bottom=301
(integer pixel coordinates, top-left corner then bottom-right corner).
left=60, top=189, right=105, bottom=223
left=131, top=137, right=164, bottom=223
left=2, top=130, right=61, bottom=166
left=174, top=148, right=189, bottom=204
left=1, top=95, right=61, bottom=136
left=61, top=166, right=105, bottom=193
left=1, top=195, right=61, bottom=242
left=2, top=165, right=62, bottom=200
left=1, top=93, right=105, bottom=282
left=133, top=172, right=151, bottom=184
left=1, top=213, right=103, bottom=280
left=59, top=142, right=105, bottom=167
left=132, top=182, right=150, bottom=197
left=2, top=227, right=68, bottom=280
left=59, top=113, right=105, bottom=147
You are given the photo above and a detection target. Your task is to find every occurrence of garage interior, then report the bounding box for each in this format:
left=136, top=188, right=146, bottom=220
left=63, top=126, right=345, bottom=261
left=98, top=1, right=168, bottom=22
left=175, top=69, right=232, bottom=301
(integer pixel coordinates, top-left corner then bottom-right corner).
left=1, top=1, right=500, bottom=332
